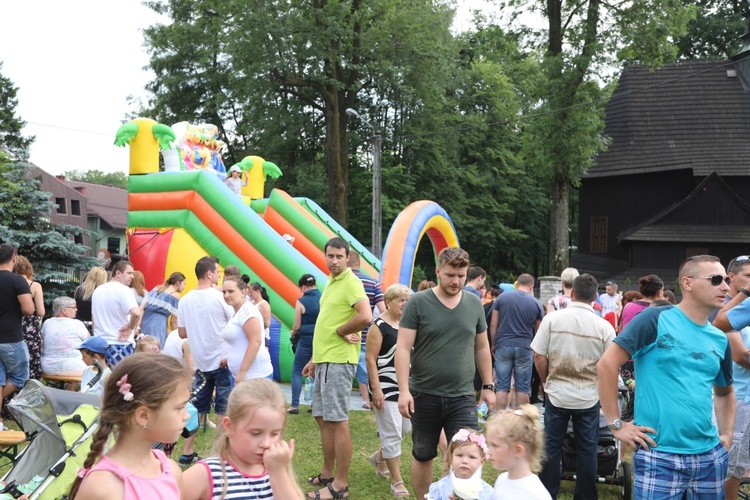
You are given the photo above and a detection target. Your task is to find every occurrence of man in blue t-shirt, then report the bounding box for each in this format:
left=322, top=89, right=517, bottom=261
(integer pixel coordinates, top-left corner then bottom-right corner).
left=711, top=255, right=750, bottom=498
left=598, top=255, right=735, bottom=499
left=489, top=274, right=544, bottom=408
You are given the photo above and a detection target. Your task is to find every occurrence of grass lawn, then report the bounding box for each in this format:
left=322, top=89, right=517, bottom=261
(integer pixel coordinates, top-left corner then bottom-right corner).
left=0, top=403, right=633, bottom=499
left=174, top=404, right=633, bottom=499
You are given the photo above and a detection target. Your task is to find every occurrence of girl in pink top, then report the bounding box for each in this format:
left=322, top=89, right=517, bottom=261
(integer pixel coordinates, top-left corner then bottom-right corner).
left=69, top=353, right=192, bottom=499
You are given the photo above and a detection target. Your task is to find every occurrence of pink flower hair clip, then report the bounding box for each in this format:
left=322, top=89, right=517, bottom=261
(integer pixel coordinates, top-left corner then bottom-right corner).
left=451, top=429, right=489, bottom=455
left=116, top=375, right=134, bottom=401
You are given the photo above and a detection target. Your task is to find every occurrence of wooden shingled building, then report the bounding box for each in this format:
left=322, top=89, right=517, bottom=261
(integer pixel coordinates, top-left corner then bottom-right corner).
left=573, top=61, right=750, bottom=286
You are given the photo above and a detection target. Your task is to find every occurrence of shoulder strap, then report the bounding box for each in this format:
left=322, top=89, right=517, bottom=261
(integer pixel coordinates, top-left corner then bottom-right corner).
left=89, top=455, right=133, bottom=480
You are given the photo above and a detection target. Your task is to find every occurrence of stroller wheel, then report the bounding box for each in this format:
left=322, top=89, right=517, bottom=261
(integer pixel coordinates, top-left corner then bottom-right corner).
left=619, top=461, right=632, bottom=500
left=739, top=477, right=750, bottom=500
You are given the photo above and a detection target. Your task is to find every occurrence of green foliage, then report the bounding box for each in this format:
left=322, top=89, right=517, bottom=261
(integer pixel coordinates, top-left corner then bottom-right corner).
left=675, top=0, right=745, bottom=60
left=0, top=157, right=96, bottom=310
left=63, top=169, right=129, bottom=190
left=0, top=63, right=34, bottom=161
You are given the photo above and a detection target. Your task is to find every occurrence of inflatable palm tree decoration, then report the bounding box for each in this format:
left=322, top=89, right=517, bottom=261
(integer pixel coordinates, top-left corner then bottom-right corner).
left=115, top=118, right=176, bottom=174
left=234, top=155, right=283, bottom=199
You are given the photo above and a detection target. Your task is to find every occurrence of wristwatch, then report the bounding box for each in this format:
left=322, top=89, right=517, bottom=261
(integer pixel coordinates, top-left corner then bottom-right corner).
left=481, top=384, right=495, bottom=391
left=607, top=418, right=623, bottom=431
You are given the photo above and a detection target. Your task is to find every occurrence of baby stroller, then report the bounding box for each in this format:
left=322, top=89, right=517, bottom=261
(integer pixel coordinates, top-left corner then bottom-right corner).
left=0, top=379, right=101, bottom=499
left=558, top=378, right=632, bottom=500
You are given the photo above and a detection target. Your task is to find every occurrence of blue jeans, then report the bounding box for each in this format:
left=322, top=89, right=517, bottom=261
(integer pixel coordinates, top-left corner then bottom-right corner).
left=193, top=367, right=232, bottom=415
left=494, top=346, right=533, bottom=393
left=291, top=339, right=313, bottom=408
left=539, top=399, right=600, bottom=499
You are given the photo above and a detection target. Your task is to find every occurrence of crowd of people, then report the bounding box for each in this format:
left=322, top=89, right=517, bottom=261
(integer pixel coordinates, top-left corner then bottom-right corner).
left=1, top=239, right=747, bottom=499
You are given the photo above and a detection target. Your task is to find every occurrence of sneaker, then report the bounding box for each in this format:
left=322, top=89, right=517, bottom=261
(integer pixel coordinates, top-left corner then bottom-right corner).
left=178, top=452, right=201, bottom=465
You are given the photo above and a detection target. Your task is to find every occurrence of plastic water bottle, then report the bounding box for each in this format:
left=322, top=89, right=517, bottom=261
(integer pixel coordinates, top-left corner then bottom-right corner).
left=477, top=402, right=488, bottom=420
left=303, top=376, right=314, bottom=403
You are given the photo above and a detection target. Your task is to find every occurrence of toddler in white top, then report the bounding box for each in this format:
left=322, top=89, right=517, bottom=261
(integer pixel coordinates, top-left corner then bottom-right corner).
left=486, top=404, right=551, bottom=499
left=426, top=428, right=494, bottom=500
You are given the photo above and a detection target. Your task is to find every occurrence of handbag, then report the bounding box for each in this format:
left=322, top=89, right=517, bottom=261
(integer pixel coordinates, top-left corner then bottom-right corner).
left=290, top=333, right=300, bottom=353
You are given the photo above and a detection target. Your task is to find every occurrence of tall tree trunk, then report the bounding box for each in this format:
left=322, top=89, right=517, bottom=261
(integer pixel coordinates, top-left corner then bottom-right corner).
left=323, top=87, right=351, bottom=225
left=549, top=175, right=569, bottom=275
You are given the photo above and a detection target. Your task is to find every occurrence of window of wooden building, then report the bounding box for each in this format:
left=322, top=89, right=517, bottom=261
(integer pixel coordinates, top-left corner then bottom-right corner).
left=590, top=217, right=608, bottom=253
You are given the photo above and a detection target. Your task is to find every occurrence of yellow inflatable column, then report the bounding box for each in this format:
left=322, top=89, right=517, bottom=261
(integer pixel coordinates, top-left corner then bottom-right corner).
left=242, top=156, right=266, bottom=199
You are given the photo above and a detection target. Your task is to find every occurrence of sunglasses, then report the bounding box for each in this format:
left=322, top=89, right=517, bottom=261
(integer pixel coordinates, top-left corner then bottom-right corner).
left=728, top=255, right=750, bottom=272
left=686, top=275, right=731, bottom=286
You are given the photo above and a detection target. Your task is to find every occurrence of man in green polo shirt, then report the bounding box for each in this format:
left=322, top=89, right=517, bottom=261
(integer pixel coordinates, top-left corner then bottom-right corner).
left=303, top=237, right=372, bottom=499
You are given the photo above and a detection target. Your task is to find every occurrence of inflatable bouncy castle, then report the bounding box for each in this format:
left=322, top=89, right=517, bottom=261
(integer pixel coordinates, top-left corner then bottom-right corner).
left=120, top=118, right=460, bottom=382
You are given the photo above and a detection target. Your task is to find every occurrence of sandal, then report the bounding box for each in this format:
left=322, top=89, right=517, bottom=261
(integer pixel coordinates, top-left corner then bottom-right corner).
left=390, top=480, right=410, bottom=498
left=308, top=482, right=349, bottom=499
left=368, top=450, right=390, bottom=478
left=307, top=473, right=333, bottom=486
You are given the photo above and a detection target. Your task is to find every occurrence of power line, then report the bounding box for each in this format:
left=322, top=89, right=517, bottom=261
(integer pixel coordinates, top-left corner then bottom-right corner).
left=25, top=121, right=113, bottom=137
left=23, top=60, right=738, bottom=148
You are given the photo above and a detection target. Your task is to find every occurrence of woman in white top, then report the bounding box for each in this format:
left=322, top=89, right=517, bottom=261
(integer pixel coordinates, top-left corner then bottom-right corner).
left=41, top=296, right=88, bottom=376
left=221, top=276, right=273, bottom=381
left=249, top=281, right=272, bottom=346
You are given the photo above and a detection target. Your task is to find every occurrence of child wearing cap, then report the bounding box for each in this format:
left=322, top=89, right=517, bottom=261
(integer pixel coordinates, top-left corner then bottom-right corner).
left=224, top=165, right=247, bottom=196
left=76, top=336, right=110, bottom=397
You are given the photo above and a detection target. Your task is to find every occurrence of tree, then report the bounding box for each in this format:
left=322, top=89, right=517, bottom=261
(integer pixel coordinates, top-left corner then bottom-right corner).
left=501, top=0, right=693, bottom=274
left=0, top=63, right=34, bottom=161
left=675, top=0, right=745, bottom=60
left=142, top=0, right=456, bottom=225
left=0, top=155, right=95, bottom=310
left=63, top=169, right=128, bottom=189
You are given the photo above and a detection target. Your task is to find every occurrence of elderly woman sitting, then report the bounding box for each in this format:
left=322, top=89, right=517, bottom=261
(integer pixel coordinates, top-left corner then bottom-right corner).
left=40, top=296, right=89, bottom=376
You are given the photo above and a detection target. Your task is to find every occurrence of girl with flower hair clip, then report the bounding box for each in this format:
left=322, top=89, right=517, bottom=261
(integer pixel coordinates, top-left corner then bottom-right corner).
left=69, top=353, right=193, bottom=499
left=426, top=428, right=494, bottom=500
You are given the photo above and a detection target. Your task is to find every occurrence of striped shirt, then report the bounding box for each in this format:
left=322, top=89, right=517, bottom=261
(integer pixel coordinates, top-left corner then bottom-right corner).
left=200, top=457, right=273, bottom=499
left=351, top=269, right=384, bottom=343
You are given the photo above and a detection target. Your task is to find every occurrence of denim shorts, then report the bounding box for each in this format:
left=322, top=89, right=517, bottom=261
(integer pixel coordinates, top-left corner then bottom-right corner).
left=356, top=344, right=369, bottom=385
left=0, top=341, right=29, bottom=388
left=494, top=346, right=533, bottom=394
left=193, top=367, right=232, bottom=415
left=410, top=391, right=478, bottom=462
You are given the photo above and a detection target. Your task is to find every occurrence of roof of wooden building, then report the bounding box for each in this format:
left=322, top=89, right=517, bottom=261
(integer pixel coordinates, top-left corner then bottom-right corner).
left=586, top=61, right=750, bottom=178
left=618, top=173, right=750, bottom=243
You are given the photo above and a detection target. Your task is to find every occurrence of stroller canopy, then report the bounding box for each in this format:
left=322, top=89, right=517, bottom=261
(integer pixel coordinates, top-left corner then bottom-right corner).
left=8, top=380, right=100, bottom=444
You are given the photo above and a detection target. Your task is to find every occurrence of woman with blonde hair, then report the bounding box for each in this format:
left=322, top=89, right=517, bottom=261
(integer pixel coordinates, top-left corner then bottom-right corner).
left=366, top=284, right=412, bottom=497
left=130, top=270, right=147, bottom=307
left=14, top=255, right=45, bottom=380
left=75, top=267, right=108, bottom=334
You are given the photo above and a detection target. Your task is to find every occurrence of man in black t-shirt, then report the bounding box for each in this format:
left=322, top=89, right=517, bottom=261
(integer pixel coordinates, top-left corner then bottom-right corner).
left=0, top=244, right=34, bottom=427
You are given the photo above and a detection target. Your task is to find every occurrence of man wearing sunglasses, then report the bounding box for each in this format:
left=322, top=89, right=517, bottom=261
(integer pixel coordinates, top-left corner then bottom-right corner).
left=598, top=255, right=734, bottom=499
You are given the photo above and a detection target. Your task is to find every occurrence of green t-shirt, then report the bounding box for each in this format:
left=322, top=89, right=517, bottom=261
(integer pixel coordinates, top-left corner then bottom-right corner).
left=400, top=289, right=487, bottom=397
left=312, top=268, right=368, bottom=364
